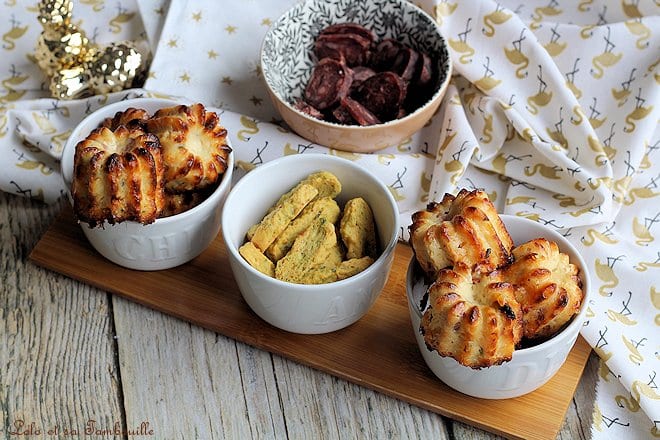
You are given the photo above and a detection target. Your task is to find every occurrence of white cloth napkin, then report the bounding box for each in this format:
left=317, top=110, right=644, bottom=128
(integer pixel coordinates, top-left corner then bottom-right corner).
left=0, top=1, right=658, bottom=437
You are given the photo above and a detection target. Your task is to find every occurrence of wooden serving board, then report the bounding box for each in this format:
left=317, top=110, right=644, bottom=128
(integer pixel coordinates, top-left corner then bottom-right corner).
left=30, top=208, right=592, bottom=440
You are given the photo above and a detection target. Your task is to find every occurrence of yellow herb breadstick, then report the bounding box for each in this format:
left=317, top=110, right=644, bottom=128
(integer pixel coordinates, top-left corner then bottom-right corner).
left=266, top=197, right=340, bottom=261
left=336, top=256, right=375, bottom=280
left=247, top=171, right=341, bottom=241
left=245, top=224, right=258, bottom=241
left=298, top=242, right=345, bottom=284
left=339, top=197, right=377, bottom=259
left=251, top=183, right=318, bottom=251
left=239, top=242, right=275, bottom=277
left=275, top=217, right=336, bottom=284
left=271, top=171, right=341, bottom=211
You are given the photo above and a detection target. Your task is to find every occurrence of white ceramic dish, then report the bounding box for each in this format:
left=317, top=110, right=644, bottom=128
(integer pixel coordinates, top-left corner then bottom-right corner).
left=260, top=0, right=452, bottom=153
left=222, top=154, right=400, bottom=334
left=61, top=98, right=234, bottom=271
left=406, top=215, right=591, bottom=399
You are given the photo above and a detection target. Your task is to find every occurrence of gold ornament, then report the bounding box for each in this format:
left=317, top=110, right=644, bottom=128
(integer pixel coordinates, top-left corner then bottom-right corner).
left=50, top=64, right=93, bottom=99
left=35, top=24, right=91, bottom=76
left=37, top=0, right=72, bottom=27
left=87, top=42, right=143, bottom=95
left=34, top=0, right=148, bottom=100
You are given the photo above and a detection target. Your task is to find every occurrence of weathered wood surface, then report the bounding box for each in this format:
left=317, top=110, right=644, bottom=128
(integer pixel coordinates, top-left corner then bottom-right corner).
left=0, top=193, right=124, bottom=439
left=1, top=192, right=598, bottom=439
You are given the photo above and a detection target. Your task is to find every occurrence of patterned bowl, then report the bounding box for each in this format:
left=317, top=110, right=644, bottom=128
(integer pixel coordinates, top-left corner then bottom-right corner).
left=260, top=0, right=451, bottom=153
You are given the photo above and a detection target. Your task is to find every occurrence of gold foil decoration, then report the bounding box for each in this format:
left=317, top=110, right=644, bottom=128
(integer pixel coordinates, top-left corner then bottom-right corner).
left=35, top=25, right=92, bottom=75
left=50, top=64, right=92, bottom=99
left=88, top=41, right=143, bottom=95
left=34, top=0, right=147, bottom=100
left=37, top=0, right=73, bottom=26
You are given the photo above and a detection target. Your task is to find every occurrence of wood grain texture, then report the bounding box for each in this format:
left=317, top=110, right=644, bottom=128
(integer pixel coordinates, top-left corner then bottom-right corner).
left=114, top=296, right=452, bottom=440
left=0, top=193, right=123, bottom=438
left=29, top=208, right=593, bottom=440
left=113, top=296, right=258, bottom=439
left=450, top=350, right=596, bottom=439
left=558, top=352, right=599, bottom=440
left=271, top=355, right=452, bottom=439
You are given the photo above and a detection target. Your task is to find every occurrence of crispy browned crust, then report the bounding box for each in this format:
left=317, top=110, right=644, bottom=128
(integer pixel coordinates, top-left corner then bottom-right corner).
left=146, top=103, right=232, bottom=192
left=72, top=125, right=164, bottom=226
left=409, top=189, right=514, bottom=277
left=502, top=238, right=583, bottom=340
left=100, top=107, right=150, bottom=131
left=421, top=263, right=523, bottom=369
left=159, top=189, right=207, bottom=218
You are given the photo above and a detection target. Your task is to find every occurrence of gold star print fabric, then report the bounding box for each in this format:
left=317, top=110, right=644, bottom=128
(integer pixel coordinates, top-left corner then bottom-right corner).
left=144, top=0, right=296, bottom=121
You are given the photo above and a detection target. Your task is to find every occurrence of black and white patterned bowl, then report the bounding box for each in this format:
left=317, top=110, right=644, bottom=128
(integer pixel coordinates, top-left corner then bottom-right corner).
left=260, top=0, right=452, bottom=153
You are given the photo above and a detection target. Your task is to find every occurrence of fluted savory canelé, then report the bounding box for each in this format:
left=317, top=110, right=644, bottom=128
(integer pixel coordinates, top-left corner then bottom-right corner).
left=146, top=103, right=231, bottom=192
left=72, top=125, right=164, bottom=226
left=410, top=189, right=514, bottom=277
left=159, top=190, right=206, bottom=218
left=421, top=263, right=522, bottom=369
left=503, top=238, right=583, bottom=340
left=100, top=107, right=150, bottom=130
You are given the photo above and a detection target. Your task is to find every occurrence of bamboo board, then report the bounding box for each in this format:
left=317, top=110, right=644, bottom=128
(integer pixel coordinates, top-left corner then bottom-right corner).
left=30, top=208, right=592, bottom=440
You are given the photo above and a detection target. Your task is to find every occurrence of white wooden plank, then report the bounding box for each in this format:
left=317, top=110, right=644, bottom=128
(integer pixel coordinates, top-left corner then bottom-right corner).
left=113, top=296, right=287, bottom=439
left=558, top=352, right=599, bottom=440
left=272, top=355, right=451, bottom=439
left=0, top=194, right=123, bottom=438
left=235, top=343, right=288, bottom=439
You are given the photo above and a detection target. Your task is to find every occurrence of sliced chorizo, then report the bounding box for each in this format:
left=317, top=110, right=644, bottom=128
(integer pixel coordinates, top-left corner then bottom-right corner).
left=304, top=57, right=354, bottom=110
left=392, top=47, right=420, bottom=83
left=403, top=51, right=436, bottom=112
left=320, top=23, right=376, bottom=43
left=355, top=72, right=407, bottom=122
left=293, top=98, right=324, bottom=120
left=315, top=33, right=371, bottom=66
left=415, top=52, right=434, bottom=88
left=372, top=38, right=402, bottom=71
left=340, top=97, right=381, bottom=126
left=296, top=23, right=437, bottom=125
left=349, top=66, right=376, bottom=93
left=332, top=104, right=355, bottom=125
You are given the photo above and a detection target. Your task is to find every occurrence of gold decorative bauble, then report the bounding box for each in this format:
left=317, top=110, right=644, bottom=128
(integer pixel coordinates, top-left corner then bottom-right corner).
left=34, top=0, right=148, bottom=99
left=35, top=24, right=91, bottom=76
left=87, top=41, right=143, bottom=95
left=49, top=64, right=93, bottom=100
left=38, top=0, right=73, bottom=27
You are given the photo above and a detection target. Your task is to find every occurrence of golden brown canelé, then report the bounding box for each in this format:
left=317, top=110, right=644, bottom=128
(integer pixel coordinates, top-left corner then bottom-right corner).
left=146, top=103, right=232, bottom=192
left=502, top=238, right=583, bottom=340
left=159, top=190, right=208, bottom=218
left=72, top=103, right=232, bottom=226
left=421, top=263, right=523, bottom=368
left=410, top=189, right=514, bottom=277
left=72, top=124, right=164, bottom=226
left=100, top=107, right=150, bottom=130
left=414, top=189, right=585, bottom=366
